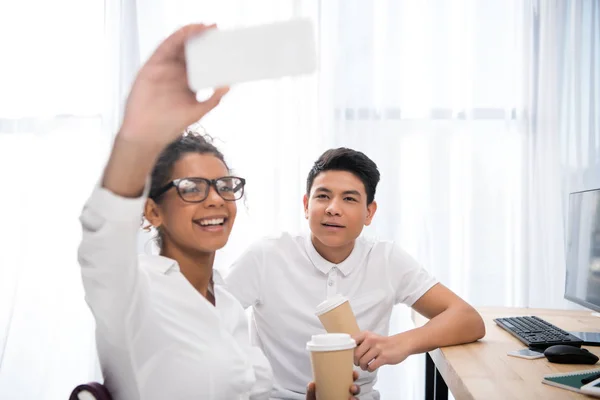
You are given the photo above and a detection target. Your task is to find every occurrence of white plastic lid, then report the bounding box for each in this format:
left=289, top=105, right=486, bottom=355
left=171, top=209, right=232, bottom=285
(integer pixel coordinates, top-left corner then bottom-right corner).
left=315, top=294, right=349, bottom=316
left=306, top=333, right=356, bottom=352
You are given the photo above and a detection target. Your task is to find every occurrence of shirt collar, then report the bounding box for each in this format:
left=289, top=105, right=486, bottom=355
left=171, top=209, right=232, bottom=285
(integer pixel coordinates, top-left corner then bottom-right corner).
left=212, top=269, right=225, bottom=285
left=138, top=254, right=224, bottom=285
left=139, top=254, right=179, bottom=274
left=304, top=234, right=365, bottom=277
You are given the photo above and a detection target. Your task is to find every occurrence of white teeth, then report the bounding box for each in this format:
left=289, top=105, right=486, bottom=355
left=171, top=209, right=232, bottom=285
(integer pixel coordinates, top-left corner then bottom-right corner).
left=199, top=218, right=225, bottom=226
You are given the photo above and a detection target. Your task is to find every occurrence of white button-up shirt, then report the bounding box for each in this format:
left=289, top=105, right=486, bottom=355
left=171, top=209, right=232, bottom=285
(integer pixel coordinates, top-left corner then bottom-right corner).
left=78, top=186, right=272, bottom=400
left=224, top=233, right=437, bottom=400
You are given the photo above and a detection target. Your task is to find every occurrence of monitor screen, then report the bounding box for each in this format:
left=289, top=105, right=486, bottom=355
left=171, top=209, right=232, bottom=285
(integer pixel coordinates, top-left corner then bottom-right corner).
left=565, top=189, right=600, bottom=312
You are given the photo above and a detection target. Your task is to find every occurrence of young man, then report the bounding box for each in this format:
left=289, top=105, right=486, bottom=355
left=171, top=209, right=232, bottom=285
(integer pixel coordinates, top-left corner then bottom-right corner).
left=224, top=148, right=485, bottom=399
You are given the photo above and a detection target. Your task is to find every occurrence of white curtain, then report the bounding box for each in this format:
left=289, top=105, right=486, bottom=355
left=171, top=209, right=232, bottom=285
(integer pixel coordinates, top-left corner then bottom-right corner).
left=522, top=0, right=600, bottom=311
left=1, top=0, right=597, bottom=399
left=0, top=0, right=138, bottom=398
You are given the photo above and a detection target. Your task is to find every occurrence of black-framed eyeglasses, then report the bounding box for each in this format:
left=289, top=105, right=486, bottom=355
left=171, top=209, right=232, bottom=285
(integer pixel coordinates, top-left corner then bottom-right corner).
left=150, top=176, right=246, bottom=203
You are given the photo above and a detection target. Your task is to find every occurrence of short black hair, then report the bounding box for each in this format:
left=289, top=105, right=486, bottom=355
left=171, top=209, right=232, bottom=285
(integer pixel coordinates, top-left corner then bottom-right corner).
left=306, top=148, right=380, bottom=204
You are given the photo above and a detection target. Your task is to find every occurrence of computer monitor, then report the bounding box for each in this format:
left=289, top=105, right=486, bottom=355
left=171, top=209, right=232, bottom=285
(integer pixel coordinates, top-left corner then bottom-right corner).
left=566, top=188, right=600, bottom=313
left=565, top=188, right=600, bottom=345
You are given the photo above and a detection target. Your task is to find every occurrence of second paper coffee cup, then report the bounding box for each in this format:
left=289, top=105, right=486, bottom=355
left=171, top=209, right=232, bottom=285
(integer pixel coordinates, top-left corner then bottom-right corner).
left=315, top=294, right=360, bottom=335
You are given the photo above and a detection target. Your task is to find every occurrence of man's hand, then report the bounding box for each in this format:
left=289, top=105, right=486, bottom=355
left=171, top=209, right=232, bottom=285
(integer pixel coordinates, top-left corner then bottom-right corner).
left=352, top=331, right=412, bottom=372
left=306, top=370, right=360, bottom=400
left=120, top=23, right=229, bottom=145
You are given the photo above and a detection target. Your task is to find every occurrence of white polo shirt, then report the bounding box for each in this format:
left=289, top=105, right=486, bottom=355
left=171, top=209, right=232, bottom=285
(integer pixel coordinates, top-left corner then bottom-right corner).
left=224, top=232, right=437, bottom=400
left=79, top=185, right=272, bottom=400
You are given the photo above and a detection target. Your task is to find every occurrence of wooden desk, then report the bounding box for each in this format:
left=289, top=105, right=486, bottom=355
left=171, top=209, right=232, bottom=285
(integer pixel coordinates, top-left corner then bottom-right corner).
left=412, top=307, right=600, bottom=400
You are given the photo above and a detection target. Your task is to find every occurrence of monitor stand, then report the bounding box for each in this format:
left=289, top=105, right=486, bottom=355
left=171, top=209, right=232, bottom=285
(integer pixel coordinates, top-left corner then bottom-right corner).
left=569, top=332, right=600, bottom=346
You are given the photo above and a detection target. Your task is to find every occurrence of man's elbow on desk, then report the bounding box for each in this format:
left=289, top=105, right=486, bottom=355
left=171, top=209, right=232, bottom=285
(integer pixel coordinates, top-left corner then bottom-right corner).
left=410, top=283, right=486, bottom=351
left=407, top=305, right=485, bottom=355
left=455, top=304, right=486, bottom=342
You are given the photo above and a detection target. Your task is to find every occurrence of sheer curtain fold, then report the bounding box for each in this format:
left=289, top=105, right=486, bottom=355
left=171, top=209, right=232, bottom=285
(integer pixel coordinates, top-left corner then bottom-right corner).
left=521, top=0, right=567, bottom=309
left=103, top=0, right=142, bottom=133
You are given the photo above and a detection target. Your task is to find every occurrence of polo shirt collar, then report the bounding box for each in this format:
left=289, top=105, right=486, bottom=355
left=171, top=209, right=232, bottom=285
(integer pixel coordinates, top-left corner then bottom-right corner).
left=304, top=234, right=364, bottom=276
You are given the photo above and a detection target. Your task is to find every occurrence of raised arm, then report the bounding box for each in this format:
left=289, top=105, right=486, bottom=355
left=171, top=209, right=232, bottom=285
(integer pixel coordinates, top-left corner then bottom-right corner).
left=104, top=24, right=228, bottom=198
left=79, top=23, right=228, bottom=319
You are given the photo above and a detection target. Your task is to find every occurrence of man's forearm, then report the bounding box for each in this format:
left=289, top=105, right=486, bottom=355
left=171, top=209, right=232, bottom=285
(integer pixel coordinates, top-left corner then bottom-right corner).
left=396, top=306, right=485, bottom=355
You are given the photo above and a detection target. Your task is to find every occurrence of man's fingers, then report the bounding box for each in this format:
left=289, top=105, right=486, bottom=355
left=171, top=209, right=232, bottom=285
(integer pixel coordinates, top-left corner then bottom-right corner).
left=306, top=382, right=316, bottom=400
left=367, top=357, right=384, bottom=372
left=352, top=331, right=366, bottom=345
left=352, top=331, right=369, bottom=364
left=359, top=348, right=379, bottom=370
left=352, top=370, right=359, bottom=380
left=353, top=343, right=369, bottom=366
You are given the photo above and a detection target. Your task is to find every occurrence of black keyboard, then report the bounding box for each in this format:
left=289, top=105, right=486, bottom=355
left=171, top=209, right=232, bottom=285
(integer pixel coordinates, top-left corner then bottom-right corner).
left=494, top=316, right=583, bottom=350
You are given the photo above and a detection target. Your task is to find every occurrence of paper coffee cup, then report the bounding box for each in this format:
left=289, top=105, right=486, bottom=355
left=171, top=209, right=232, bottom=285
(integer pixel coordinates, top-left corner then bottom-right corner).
left=315, top=294, right=360, bottom=335
left=307, top=333, right=356, bottom=400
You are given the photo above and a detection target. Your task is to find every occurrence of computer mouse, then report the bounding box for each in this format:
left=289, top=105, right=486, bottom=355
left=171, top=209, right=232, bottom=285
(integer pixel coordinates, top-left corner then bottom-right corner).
left=544, top=345, right=599, bottom=365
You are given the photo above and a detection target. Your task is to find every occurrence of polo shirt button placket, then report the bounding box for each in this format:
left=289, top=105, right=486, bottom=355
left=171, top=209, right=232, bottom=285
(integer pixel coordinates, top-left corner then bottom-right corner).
left=327, top=268, right=337, bottom=297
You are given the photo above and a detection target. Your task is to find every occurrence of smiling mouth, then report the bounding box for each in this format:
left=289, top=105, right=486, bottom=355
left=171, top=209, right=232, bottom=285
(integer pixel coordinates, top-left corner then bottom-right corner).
left=194, top=217, right=227, bottom=227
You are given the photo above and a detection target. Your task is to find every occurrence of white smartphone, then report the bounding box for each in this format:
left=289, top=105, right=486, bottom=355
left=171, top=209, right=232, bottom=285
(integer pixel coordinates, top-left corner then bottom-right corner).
left=507, top=348, right=545, bottom=360
left=581, top=375, right=600, bottom=398
left=185, top=18, right=317, bottom=92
